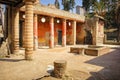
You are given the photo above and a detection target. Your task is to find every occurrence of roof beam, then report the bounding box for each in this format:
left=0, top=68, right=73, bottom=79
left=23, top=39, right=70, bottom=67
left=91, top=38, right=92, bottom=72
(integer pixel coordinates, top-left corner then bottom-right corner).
left=14, top=0, right=24, bottom=8
left=0, top=0, right=23, bottom=7
left=0, top=0, right=16, bottom=5
left=14, top=2, right=25, bottom=8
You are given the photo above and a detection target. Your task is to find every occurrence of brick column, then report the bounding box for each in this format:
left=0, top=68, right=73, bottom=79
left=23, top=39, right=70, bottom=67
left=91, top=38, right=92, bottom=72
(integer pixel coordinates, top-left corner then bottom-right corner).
left=33, top=14, right=38, bottom=50
left=72, top=21, right=76, bottom=45
left=25, top=0, right=34, bottom=60
left=49, top=17, right=54, bottom=48
left=12, top=8, right=19, bottom=54
left=62, top=19, right=66, bottom=47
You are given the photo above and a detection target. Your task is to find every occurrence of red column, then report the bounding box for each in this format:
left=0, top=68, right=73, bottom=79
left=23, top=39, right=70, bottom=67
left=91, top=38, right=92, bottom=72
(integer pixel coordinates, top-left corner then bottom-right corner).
left=49, top=17, right=54, bottom=48
left=33, top=14, right=38, bottom=50
left=62, top=19, right=66, bottom=47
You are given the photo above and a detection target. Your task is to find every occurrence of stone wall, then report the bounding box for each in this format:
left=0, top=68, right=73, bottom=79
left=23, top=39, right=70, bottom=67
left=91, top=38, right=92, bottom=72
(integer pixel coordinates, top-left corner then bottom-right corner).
left=76, top=24, right=86, bottom=44
left=0, top=41, right=8, bottom=57
left=92, top=16, right=104, bottom=45
left=81, top=15, right=105, bottom=45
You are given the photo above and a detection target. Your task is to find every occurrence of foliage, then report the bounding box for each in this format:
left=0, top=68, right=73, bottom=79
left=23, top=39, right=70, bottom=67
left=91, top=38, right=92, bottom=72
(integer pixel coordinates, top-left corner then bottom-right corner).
left=54, top=0, right=60, bottom=9
left=82, top=0, right=90, bottom=12
left=115, top=1, right=120, bottom=42
left=92, top=0, right=106, bottom=16
left=82, top=0, right=120, bottom=42
left=82, top=0, right=119, bottom=27
left=62, top=0, right=75, bottom=11
left=104, top=0, right=119, bottom=28
left=104, top=7, right=116, bottom=28
left=85, top=13, right=94, bottom=19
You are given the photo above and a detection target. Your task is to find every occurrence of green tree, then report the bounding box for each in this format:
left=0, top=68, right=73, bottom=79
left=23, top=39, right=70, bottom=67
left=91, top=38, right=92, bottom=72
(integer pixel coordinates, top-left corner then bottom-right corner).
left=89, top=0, right=97, bottom=10
left=82, top=0, right=120, bottom=42
left=70, top=0, right=75, bottom=11
left=54, top=0, right=60, bottom=9
left=92, top=0, right=106, bottom=16
left=82, top=0, right=90, bottom=12
left=115, top=1, right=120, bottom=42
left=62, top=0, right=75, bottom=11
left=101, top=0, right=120, bottom=42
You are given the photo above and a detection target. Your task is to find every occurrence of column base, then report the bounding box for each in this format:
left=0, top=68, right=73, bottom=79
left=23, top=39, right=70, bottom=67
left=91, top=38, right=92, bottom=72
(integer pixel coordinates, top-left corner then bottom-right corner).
left=25, top=54, right=33, bottom=61
left=33, top=47, right=38, bottom=51
left=72, top=42, right=76, bottom=45
left=49, top=46, right=54, bottom=49
left=62, top=45, right=66, bottom=47
left=13, top=50, right=20, bottom=54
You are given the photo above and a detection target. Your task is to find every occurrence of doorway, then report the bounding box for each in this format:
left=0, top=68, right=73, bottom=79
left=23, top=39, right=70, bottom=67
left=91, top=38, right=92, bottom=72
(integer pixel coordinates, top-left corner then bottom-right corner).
left=19, top=20, right=23, bottom=47
left=58, top=30, right=62, bottom=45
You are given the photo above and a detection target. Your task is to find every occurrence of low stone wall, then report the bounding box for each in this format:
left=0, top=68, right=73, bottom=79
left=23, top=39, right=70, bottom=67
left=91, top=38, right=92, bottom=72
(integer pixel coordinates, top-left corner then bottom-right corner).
left=85, top=47, right=109, bottom=56
left=70, top=45, right=110, bottom=56
left=70, top=47, right=85, bottom=55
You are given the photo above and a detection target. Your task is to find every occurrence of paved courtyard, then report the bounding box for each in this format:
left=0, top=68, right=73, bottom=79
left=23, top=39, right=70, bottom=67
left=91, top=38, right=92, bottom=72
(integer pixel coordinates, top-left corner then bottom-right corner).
left=0, top=45, right=120, bottom=80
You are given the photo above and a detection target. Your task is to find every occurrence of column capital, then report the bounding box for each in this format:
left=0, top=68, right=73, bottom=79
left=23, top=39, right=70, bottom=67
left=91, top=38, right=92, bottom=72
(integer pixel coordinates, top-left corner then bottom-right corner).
left=34, top=14, right=37, bottom=15
left=73, top=20, right=76, bottom=22
left=49, top=17, right=54, bottom=23
left=72, top=20, right=76, bottom=24
left=24, top=0, right=35, bottom=5
left=34, top=14, right=38, bottom=17
left=62, top=19, right=66, bottom=22
left=49, top=16, right=54, bottom=20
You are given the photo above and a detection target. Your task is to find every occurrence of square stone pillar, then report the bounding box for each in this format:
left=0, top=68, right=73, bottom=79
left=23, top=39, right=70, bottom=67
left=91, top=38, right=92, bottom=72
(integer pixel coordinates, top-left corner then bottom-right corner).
left=93, top=15, right=104, bottom=45
left=72, top=21, right=76, bottom=45
left=25, top=0, right=34, bottom=60
left=12, top=8, right=19, bottom=54
left=49, top=17, right=54, bottom=48
left=62, top=19, right=66, bottom=47
left=33, top=14, right=38, bottom=50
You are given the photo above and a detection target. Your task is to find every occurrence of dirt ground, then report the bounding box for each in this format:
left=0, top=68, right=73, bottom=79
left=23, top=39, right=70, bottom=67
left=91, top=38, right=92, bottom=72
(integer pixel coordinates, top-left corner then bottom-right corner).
left=0, top=45, right=120, bottom=80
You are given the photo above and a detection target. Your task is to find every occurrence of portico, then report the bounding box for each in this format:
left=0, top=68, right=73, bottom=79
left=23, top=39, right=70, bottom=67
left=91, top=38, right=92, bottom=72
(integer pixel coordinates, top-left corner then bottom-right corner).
left=0, top=0, right=85, bottom=60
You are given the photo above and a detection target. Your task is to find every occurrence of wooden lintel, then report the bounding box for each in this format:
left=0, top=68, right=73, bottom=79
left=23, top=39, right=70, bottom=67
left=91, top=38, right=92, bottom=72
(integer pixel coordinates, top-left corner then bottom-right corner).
left=14, top=2, right=25, bottom=8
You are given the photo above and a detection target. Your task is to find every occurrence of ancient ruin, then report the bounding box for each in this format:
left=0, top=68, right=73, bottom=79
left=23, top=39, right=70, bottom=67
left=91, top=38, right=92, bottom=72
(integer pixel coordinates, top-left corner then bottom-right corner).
left=0, top=0, right=120, bottom=80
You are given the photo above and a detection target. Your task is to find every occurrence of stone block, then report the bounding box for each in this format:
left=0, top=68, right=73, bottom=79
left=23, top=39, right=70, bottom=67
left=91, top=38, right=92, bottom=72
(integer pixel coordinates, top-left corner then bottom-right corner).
left=70, top=47, right=85, bottom=55
left=54, top=60, right=67, bottom=78
left=85, top=45, right=110, bottom=56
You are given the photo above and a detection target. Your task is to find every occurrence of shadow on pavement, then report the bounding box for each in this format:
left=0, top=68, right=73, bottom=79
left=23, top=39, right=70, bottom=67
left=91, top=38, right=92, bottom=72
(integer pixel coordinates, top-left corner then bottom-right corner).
left=85, top=48, right=120, bottom=80
left=0, top=58, right=25, bottom=62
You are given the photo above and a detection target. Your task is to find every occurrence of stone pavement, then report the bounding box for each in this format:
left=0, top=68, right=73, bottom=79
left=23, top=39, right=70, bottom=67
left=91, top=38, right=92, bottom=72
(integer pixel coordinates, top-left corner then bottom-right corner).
left=0, top=45, right=120, bottom=80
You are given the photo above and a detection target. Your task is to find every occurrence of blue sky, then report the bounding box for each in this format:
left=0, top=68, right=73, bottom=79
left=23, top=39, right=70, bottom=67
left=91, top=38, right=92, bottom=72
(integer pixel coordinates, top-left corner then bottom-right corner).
left=40, top=0, right=82, bottom=13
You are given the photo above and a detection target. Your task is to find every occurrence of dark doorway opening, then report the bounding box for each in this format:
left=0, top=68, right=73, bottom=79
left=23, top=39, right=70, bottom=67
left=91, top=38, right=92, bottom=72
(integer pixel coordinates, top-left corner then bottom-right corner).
left=84, top=30, right=93, bottom=45
left=58, top=30, right=62, bottom=45
left=19, top=20, right=23, bottom=47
